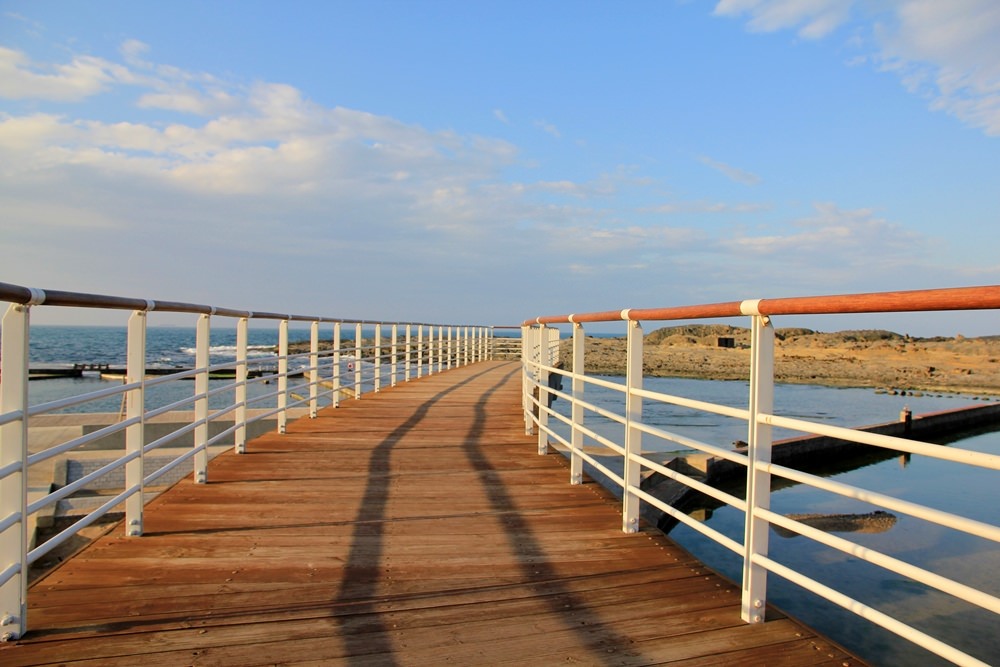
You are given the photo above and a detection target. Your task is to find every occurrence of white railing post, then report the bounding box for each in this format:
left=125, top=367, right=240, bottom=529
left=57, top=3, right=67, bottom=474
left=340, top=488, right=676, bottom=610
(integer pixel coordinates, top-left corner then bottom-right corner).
left=277, top=318, right=289, bottom=432
left=309, top=320, right=319, bottom=418
left=404, top=324, right=412, bottom=382
left=235, top=317, right=248, bottom=453
left=570, top=321, right=585, bottom=485
left=427, top=326, right=435, bottom=376
left=0, top=303, right=30, bottom=641
left=193, top=313, right=210, bottom=484
left=522, top=324, right=535, bottom=435
left=445, top=326, right=451, bottom=370
left=332, top=322, right=342, bottom=407
left=623, top=318, right=643, bottom=533
left=417, top=325, right=424, bottom=378
left=438, top=326, right=445, bottom=373
left=125, top=309, right=146, bottom=536
left=537, top=325, right=551, bottom=455
left=391, top=324, right=398, bottom=387
left=742, top=313, right=775, bottom=623
left=354, top=323, right=363, bottom=398
left=374, top=323, right=382, bottom=393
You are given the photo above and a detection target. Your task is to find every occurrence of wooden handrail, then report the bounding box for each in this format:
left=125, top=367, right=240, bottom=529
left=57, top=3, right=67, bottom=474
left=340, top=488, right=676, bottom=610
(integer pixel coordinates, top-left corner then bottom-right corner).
left=523, top=285, right=1000, bottom=326
left=0, top=281, right=471, bottom=328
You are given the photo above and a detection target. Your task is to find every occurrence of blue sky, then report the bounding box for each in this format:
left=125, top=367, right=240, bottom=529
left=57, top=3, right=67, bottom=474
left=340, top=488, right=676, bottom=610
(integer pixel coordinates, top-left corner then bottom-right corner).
left=1, top=1, right=998, bottom=335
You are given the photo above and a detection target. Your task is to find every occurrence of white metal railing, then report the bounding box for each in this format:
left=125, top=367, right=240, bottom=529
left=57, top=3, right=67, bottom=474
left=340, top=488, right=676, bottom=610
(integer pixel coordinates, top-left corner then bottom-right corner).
left=0, top=281, right=494, bottom=641
left=490, top=328, right=523, bottom=360
left=521, top=286, right=1000, bottom=667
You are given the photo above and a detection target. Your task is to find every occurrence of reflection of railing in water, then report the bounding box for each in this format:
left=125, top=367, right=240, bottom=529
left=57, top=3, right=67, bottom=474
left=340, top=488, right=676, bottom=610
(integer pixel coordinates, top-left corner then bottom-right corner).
left=522, top=285, right=1000, bottom=667
left=646, top=401, right=1000, bottom=534
left=0, top=280, right=496, bottom=642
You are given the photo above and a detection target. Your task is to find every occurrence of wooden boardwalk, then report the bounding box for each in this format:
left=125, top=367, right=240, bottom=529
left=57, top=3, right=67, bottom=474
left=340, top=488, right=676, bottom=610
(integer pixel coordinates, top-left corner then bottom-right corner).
left=2, top=361, right=862, bottom=666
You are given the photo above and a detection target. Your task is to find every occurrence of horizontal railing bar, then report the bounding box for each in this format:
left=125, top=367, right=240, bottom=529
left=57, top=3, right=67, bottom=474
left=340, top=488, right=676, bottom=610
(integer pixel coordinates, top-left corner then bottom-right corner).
left=0, top=460, right=22, bottom=482
left=633, top=485, right=744, bottom=555
left=143, top=447, right=201, bottom=486
left=0, top=561, right=20, bottom=589
left=28, top=485, right=140, bottom=565
left=632, top=386, right=749, bottom=421
left=633, top=420, right=748, bottom=467
left=569, top=416, right=625, bottom=456
left=27, top=417, right=140, bottom=467
left=637, top=453, right=748, bottom=512
left=762, top=460, right=1000, bottom=543
left=0, top=409, right=24, bottom=427
left=0, top=510, right=20, bottom=536
left=762, top=414, right=1000, bottom=470
left=524, top=284, right=1000, bottom=325
left=0, top=281, right=479, bottom=327
left=28, top=451, right=139, bottom=515
left=758, top=508, right=1000, bottom=615
left=143, top=421, right=200, bottom=454
left=757, top=555, right=991, bottom=667
left=26, top=381, right=138, bottom=417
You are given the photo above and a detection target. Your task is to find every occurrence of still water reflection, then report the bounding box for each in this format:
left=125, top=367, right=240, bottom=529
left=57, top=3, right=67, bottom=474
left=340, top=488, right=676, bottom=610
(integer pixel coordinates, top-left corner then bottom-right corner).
left=549, top=376, right=999, bottom=666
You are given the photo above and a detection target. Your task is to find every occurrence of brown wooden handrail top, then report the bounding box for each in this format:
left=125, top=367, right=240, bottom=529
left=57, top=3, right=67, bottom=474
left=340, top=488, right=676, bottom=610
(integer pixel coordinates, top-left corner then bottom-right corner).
left=523, top=285, right=1000, bottom=327
left=0, top=280, right=479, bottom=329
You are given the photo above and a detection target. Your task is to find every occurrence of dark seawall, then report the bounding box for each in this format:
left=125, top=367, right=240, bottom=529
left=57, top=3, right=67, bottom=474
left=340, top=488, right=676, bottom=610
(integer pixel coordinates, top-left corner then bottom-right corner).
left=642, top=402, right=1000, bottom=529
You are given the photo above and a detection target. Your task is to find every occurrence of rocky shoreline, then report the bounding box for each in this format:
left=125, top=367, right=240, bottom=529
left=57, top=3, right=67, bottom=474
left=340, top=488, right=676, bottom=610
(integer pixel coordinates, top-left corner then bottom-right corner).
left=561, top=325, right=1000, bottom=397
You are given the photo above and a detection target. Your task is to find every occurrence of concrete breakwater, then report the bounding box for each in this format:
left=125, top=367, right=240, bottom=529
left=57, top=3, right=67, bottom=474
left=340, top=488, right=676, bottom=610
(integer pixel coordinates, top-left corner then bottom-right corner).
left=641, top=402, right=1000, bottom=531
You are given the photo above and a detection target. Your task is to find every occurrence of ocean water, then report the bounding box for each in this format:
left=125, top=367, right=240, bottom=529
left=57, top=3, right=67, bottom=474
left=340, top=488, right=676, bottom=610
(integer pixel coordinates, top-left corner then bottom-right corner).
left=23, top=325, right=399, bottom=413
left=548, top=376, right=999, bottom=667
left=10, top=326, right=1000, bottom=665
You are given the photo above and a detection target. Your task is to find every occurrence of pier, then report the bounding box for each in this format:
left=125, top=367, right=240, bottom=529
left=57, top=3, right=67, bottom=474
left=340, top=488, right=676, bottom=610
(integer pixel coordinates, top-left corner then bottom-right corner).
left=0, top=362, right=860, bottom=665
left=2, top=281, right=998, bottom=665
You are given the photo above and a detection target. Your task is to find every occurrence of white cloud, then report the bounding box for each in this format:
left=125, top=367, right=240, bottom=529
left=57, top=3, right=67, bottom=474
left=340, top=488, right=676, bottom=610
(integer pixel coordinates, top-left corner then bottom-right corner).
left=714, top=0, right=853, bottom=39
left=698, top=156, right=762, bottom=185
left=0, top=46, right=127, bottom=101
left=534, top=119, right=561, bottom=138
left=1, top=37, right=989, bottom=329
left=877, top=0, right=1000, bottom=135
left=647, top=200, right=770, bottom=214
left=493, top=109, right=510, bottom=124
left=714, top=0, right=1000, bottom=135
left=723, top=201, right=924, bottom=263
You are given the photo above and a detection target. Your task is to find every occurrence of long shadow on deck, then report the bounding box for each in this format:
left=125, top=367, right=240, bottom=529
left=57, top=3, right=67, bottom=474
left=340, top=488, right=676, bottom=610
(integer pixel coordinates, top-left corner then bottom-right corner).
left=335, top=363, right=638, bottom=665
left=333, top=365, right=499, bottom=664
left=461, top=367, right=640, bottom=663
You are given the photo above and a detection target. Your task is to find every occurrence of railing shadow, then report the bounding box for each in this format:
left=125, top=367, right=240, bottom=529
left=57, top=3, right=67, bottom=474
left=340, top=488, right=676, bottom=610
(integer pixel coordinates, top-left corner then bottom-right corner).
left=332, top=363, right=642, bottom=664
left=460, top=365, right=641, bottom=664
left=331, top=365, right=499, bottom=665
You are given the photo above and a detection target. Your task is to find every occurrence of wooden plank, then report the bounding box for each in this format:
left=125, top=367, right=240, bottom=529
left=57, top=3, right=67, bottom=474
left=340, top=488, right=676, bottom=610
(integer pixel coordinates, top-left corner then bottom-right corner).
left=0, top=361, right=865, bottom=666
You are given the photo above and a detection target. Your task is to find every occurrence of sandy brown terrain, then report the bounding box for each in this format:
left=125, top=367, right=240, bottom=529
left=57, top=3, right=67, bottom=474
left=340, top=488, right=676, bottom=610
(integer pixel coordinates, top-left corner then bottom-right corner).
left=562, top=325, right=1000, bottom=396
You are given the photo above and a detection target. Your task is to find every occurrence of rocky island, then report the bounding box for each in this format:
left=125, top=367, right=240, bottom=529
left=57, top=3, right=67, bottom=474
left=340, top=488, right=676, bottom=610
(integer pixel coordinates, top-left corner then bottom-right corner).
left=563, top=326, right=1000, bottom=397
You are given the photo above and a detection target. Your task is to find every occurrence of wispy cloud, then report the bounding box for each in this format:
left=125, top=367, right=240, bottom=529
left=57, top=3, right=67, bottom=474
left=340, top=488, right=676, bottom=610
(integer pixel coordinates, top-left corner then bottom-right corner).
left=698, top=155, right=762, bottom=185
left=493, top=108, right=510, bottom=124
left=0, top=46, right=127, bottom=101
left=646, top=200, right=770, bottom=214
left=0, top=38, right=987, bottom=327
left=534, top=119, right=561, bottom=138
left=714, top=0, right=1000, bottom=136
left=722, top=202, right=924, bottom=263
left=714, top=0, right=853, bottom=39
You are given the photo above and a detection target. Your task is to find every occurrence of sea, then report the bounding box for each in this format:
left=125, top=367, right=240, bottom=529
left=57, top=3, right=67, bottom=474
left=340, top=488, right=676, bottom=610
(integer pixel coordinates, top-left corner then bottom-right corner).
left=25, top=325, right=393, bottom=413
left=14, top=325, right=1000, bottom=666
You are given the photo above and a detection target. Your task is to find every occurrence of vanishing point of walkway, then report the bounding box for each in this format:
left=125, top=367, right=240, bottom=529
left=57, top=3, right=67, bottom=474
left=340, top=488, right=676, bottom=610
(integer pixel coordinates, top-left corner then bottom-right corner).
left=1, top=361, right=862, bottom=665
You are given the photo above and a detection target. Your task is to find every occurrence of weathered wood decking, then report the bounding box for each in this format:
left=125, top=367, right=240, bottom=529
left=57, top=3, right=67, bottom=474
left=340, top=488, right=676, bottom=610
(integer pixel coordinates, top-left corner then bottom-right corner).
left=2, top=361, right=863, bottom=665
